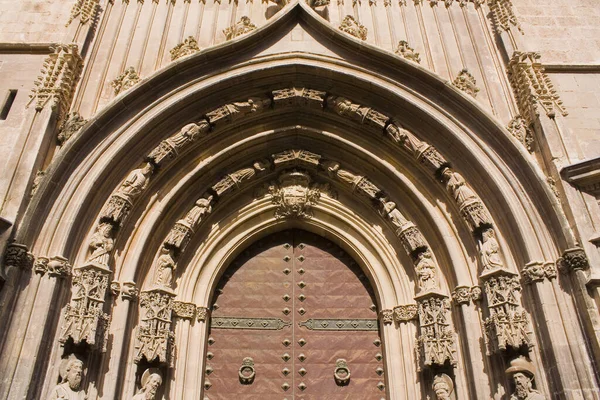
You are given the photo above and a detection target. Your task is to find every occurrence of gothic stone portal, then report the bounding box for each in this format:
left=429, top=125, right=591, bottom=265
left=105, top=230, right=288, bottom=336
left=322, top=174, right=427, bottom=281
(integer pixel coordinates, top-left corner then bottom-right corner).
left=204, top=230, right=386, bottom=399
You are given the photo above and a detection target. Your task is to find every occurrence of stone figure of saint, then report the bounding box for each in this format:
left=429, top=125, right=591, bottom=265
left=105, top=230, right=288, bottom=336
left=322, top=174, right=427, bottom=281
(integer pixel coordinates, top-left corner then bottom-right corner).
left=480, top=228, right=504, bottom=271
left=432, top=373, right=453, bottom=400
left=380, top=199, right=408, bottom=229
left=86, top=223, right=114, bottom=266
left=441, top=168, right=477, bottom=206
left=183, top=196, right=213, bottom=229
left=132, top=368, right=163, bottom=400
left=415, top=251, right=438, bottom=293
left=116, top=163, right=154, bottom=203
left=506, top=357, right=546, bottom=400
left=153, top=247, right=176, bottom=288
left=47, top=356, right=86, bottom=400
left=386, top=123, right=426, bottom=155
left=167, top=122, right=209, bottom=149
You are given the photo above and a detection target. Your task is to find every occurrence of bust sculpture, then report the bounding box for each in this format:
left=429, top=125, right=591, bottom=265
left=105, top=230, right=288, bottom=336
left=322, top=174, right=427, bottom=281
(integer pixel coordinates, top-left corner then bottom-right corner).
left=47, top=355, right=86, bottom=400
left=132, top=368, right=163, bottom=400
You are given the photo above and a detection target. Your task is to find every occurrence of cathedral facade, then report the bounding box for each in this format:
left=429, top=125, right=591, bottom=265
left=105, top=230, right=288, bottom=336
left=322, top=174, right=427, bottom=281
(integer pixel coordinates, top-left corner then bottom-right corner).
left=0, top=0, right=599, bottom=399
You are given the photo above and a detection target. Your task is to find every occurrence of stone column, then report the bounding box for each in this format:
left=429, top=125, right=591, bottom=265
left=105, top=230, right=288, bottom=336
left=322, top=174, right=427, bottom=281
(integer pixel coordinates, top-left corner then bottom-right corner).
left=97, top=281, right=138, bottom=400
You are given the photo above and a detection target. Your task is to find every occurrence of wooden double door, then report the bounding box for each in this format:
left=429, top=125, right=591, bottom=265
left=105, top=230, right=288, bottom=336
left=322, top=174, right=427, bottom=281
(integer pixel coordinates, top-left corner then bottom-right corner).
left=204, top=229, right=386, bottom=399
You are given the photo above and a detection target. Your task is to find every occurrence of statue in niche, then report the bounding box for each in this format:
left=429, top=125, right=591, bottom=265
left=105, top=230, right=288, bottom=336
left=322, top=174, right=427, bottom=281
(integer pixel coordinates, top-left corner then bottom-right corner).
left=47, top=355, right=86, bottom=400
left=432, top=373, right=454, bottom=400
left=480, top=228, right=504, bottom=272
left=415, top=251, right=438, bottom=293
left=506, top=357, right=545, bottom=400
left=386, top=123, right=427, bottom=155
left=116, top=163, right=154, bottom=203
left=132, top=368, right=163, bottom=400
left=152, top=247, right=176, bottom=288
left=86, top=223, right=114, bottom=266
left=441, top=168, right=477, bottom=206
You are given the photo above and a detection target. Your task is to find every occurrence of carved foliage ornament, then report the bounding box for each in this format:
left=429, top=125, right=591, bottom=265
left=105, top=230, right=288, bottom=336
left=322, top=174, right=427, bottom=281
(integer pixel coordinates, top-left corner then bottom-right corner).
left=172, top=301, right=196, bottom=320
left=29, top=44, right=83, bottom=114
left=395, top=40, right=421, bottom=63
left=489, top=0, right=522, bottom=33
left=4, top=243, right=34, bottom=270
left=453, top=69, right=480, bottom=97
left=394, top=304, right=418, bottom=322
left=58, top=112, right=87, bottom=146
left=508, top=52, right=567, bottom=122
left=170, top=36, right=200, bottom=61
left=522, top=261, right=556, bottom=284
left=452, top=285, right=481, bottom=305
left=66, top=0, right=100, bottom=26
left=338, top=16, right=368, bottom=40
left=223, top=16, right=257, bottom=40
left=507, top=115, right=534, bottom=152
left=111, top=66, right=141, bottom=95
left=560, top=247, right=590, bottom=273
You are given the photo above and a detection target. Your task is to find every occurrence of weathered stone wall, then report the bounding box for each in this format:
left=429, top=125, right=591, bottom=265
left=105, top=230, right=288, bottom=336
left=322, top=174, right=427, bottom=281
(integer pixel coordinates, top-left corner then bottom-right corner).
left=515, top=0, right=600, bottom=64
left=0, top=0, right=71, bottom=43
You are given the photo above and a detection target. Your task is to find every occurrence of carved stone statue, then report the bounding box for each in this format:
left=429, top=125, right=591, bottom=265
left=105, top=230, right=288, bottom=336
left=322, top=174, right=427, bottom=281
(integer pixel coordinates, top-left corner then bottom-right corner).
left=152, top=247, right=176, bottom=288
left=380, top=199, right=408, bottom=228
left=441, top=168, right=477, bottom=206
left=182, top=196, right=213, bottom=229
left=432, top=373, right=453, bottom=400
left=47, top=355, right=86, bottom=400
left=415, top=251, right=439, bottom=293
left=86, top=223, right=114, bottom=266
left=132, top=368, right=163, bottom=400
left=480, top=228, right=504, bottom=272
left=506, top=357, right=546, bottom=400
left=116, top=163, right=154, bottom=204
left=147, top=121, right=210, bottom=166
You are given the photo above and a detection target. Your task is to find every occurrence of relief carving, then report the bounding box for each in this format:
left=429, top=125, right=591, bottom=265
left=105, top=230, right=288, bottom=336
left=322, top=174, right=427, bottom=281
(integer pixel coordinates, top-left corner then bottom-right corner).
left=338, top=15, right=368, bottom=40
left=152, top=247, right=176, bottom=288
left=100, top=163, right=154, bottom=225
left=29, top=44, right=83, bottom=114
left=4, top=242, right=34, bottom=270
left=132, top=368, right=163, bottom=400
left=479, top=228, right=505, bottom=273
left=522, top=261, right=557, bottom=284
left=172, top=301, right=196, bottom=320
left=505, top=357, right=546, bottom=400
left=395, top=40, right=421, bottom=63
left=380, top=309, right=394, bottom=325
left=121, top=281, right=138, bottom=301
left=481, top=270, right=533, bottom=354
left=47, top=355, right=86, bottom=400
left=442, top=168, right=492, bottom=231
left=135, top=289, right=175, bottom=365
left=272, top=88, right=326, bottom=110
left=196, top=306, right=208, bottom=322
left=560, top=247, right=590, bottom=272
left=326, top=96, right=389, bottom=130
left=59, top=264, right=111, bottom=350
left=452, top=285, right=480, bottom=305
left=269, top=170, right=324, bottom=219
left=57, top=112, right=87, bottom=146
left=85, top=222, right=114, bottom=267
left=453, top=69, right=480, bottom=97
left=111, top=67, right=141, bottom=95
left=508, top=52, right=567, bottom=123
left=206, top=97, right=271, bottom=127
left=415, top=293, right=457, bottom=369
left=415, top=251, right=440, bottom=294
left=223, top=16, right=257, bottom=40
left=323, top=161, right=382, bottom=199
left=170, top=36, right=200, bottom=61
left=147, top=121, right=210, bottom=167
left=393, top=304, right=418, bottom=322
left=507, top=116, right=534, bottom=152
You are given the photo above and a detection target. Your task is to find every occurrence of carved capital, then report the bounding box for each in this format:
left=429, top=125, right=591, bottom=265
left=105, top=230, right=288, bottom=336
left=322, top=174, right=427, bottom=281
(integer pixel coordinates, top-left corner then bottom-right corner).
left=522, top=261, right=557, bottom=284
left=172, top=301, right=196, bottom=320
left=34, top=256, right=50, bottom=275
left=196, top=306, right=209, bottom=322
left=560, top=247, right=590, bottom=273
left=451, top=285, right=481, bottom=305
left=28, top=44, right=83, bottom=115
left=47, top=256, right=72, bottom=277
left=380, top=309, right=394, bottom=325
left=121, top=281, right=138, bottom=301
left=4, top=243, right=34, bottom=270
left=393, top=304, right=418, bottom=322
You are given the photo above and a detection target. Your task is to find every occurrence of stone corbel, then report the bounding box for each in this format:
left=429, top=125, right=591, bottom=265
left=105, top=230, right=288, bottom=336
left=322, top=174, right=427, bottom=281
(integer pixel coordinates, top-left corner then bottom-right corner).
left=380, top=309, right=394, bottom=325
left=172, top=301, right=196, bottom=320
left=4, top=243, right=34, bottom=270
left=522, top=261, right=557, bottom=284
left=393, top=304, right=418, bottom=322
